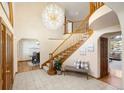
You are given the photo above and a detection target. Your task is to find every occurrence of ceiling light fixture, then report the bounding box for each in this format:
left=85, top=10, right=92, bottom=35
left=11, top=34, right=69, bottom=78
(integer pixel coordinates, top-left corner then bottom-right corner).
left=42, top=4, right=64, bottom=30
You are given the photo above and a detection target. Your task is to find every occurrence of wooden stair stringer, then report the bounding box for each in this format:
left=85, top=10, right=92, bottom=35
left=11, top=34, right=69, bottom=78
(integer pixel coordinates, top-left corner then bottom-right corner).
left=41, top=40, right=83, bottom=68
left=42, top=30, right=93, bottom=73
left=61, top=34, right=92, bottom=64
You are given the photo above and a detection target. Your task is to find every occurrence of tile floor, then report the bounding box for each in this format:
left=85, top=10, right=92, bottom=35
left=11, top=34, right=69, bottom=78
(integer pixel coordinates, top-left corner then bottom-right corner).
left=13, top=70, right=119, bottom=90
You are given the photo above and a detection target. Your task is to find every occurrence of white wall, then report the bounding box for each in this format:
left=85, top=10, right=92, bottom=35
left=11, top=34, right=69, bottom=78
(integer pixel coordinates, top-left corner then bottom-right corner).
left=67, top=1, right=123, bottom=79
left=105, top=3, right=124, bottom=89
left=89, top=5, right=112, bottom=26
left=14, top=3, right=65, bottom=72
left=63, top=25, right=120, bottom=78
left=18, top=39, right=40, bottom=61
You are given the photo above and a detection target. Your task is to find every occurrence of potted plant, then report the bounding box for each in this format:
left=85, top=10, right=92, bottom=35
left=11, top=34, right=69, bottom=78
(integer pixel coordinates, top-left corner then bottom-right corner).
left=54, top=58, right=62, bottom=75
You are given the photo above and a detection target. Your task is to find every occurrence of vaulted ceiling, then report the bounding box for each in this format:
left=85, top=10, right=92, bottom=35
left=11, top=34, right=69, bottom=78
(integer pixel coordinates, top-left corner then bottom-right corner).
left=46, top=2, right=90, bottom=21
left=14, top=2, right=90, bottom=22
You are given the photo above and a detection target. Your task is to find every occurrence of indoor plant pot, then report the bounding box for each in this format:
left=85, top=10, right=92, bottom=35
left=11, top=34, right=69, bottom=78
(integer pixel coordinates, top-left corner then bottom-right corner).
left=54, top=58, right=62, bottom=75
left=56, top=70, right=62, bottom=75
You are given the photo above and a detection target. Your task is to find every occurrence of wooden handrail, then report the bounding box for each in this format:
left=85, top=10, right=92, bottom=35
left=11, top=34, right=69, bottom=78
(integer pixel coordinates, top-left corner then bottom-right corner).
left=76, top=14, right=90, bottom=31
left=51, top=34, right=72, bottom=55
left=90, top=2, right=95, bottom=15
left=72, top=15, right=90, bottom=34
left=90, top=2, right=104, bottom=15
left=51, top=15, right=90, bottom=56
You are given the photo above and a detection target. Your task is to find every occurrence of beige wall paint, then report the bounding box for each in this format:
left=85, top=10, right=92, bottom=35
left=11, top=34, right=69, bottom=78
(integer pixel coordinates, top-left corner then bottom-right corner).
left=105, top=3, right=124, bottom=89
left=62, top=4, right=121, bottom=78
left=18, top=39, right=40, bottom=61
left=63, top=25, right=120, bottom=78
left=89, top=5, right=112, bottom=26
left=13, top=3, right=65, bottom=72
left=1, top=2, right=123, bottom=84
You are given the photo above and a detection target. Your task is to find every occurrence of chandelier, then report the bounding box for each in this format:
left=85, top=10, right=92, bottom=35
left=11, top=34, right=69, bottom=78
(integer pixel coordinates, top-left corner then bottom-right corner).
left=42, top=4, right=64, bottom=30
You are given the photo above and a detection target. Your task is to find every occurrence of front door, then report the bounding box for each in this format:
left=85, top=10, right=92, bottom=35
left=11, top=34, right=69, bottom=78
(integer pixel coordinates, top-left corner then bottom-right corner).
left=100, top=37, right=108, bottom=78
left=0, top=23, right=13, bottom=90
left=0, top=17, right=3, bottom=89
left=5, top=27, right=13, bottom=90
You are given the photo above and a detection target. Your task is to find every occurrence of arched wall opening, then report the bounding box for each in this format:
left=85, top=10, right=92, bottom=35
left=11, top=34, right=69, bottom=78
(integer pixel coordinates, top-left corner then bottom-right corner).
left=98, top=4, right=123, bottom=89
left=17, top=38, right=40, bottom=73
left=89, top=4, right=122, bottom=89
left=98, top=31, right=122, bottom=89
left=104, top=3, right=124, bottom=89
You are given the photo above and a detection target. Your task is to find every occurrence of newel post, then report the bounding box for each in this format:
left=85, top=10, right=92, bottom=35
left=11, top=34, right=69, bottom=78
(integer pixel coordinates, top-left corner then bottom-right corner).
left=90, top=2, right=95, bottom=15
left=48, top=53, right=56, bottom=75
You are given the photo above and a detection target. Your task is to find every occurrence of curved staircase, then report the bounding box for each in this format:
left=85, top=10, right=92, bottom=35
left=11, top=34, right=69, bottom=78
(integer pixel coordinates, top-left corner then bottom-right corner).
left=42, top=15, right=93, bottom=75
left=41, top=2, right=104, bottom=75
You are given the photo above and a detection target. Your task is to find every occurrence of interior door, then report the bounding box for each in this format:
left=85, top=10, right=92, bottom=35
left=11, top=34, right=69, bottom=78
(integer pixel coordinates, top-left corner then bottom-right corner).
left=5, top=28, right=13, bottom=90
left=0, top=17, right=3, bottom=89
left=100, top=37, right=108, bottom=78
left=0, top=24, right=13, bottom=90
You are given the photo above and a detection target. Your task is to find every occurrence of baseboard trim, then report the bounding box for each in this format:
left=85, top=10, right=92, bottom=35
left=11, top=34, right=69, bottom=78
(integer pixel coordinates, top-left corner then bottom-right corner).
left=88, top=74, right=100, bottom=79
left=18, top=60, right=32, bottom=62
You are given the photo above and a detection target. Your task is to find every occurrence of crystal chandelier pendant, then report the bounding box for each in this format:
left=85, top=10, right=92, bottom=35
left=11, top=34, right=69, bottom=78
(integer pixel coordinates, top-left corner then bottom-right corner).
left=42, top=4, right=64, bottom=30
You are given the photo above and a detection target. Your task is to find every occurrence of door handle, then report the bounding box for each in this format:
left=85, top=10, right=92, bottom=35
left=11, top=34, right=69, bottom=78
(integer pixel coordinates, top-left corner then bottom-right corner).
left=6, top=70, right=10, bottom=73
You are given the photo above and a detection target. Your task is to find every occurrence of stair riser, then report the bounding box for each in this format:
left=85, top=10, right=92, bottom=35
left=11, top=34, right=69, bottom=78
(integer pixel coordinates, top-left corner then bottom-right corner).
left=42, top=31, right=93, bottom=75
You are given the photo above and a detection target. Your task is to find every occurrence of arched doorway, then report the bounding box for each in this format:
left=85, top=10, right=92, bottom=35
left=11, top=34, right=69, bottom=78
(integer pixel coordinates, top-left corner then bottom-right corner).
left=89, top=4, right=122, bottom=89
left=96, top=4, right=123, bottom=89
left=17, top=38, right=40, bottom=73
left=99, top=32, right=122, bottom=89
left=104, top=3, right=124, bottom=89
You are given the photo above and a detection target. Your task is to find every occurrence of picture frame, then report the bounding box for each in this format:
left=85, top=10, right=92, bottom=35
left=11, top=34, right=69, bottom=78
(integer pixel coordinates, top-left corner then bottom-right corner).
left=87, top=44, right=94, bottom=52
left=80, top=48, right=86, bottom=56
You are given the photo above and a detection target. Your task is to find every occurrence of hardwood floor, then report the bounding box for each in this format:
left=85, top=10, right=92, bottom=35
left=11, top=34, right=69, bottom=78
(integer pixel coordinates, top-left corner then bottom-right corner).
left=18, top=61, right=40, bottom=73
left=100, top=74, right=122, bottom=89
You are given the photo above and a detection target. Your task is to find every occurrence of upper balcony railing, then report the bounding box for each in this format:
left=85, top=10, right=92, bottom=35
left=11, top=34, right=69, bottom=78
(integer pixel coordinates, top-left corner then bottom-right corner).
left=90, top=2, right=104, bottom=15
left=50, top=2, right=104, bottom=58
left=0, top=2, right=13, bottom=27
left=50, top=14, right=92, bottom=58
left=64, top=15, right=90, bottom=34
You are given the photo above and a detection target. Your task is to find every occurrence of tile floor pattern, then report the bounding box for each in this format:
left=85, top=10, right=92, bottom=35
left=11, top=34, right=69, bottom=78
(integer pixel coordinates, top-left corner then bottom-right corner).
left=13, top=70, right=118, bottom=90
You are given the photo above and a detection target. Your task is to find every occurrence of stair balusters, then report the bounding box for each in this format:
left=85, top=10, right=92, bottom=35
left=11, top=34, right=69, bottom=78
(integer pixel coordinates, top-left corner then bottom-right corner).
left=42, top=10, right=95, bottom=75
left=90, top=2, right=104, bottom=15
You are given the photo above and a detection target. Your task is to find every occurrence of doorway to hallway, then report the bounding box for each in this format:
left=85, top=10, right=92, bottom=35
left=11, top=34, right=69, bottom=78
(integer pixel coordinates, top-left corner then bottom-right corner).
left=99, top=32, right=122, bottom=89
left=0, top=20, right=14, bottom=90
left=17, top=39, right=40, bottom=73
